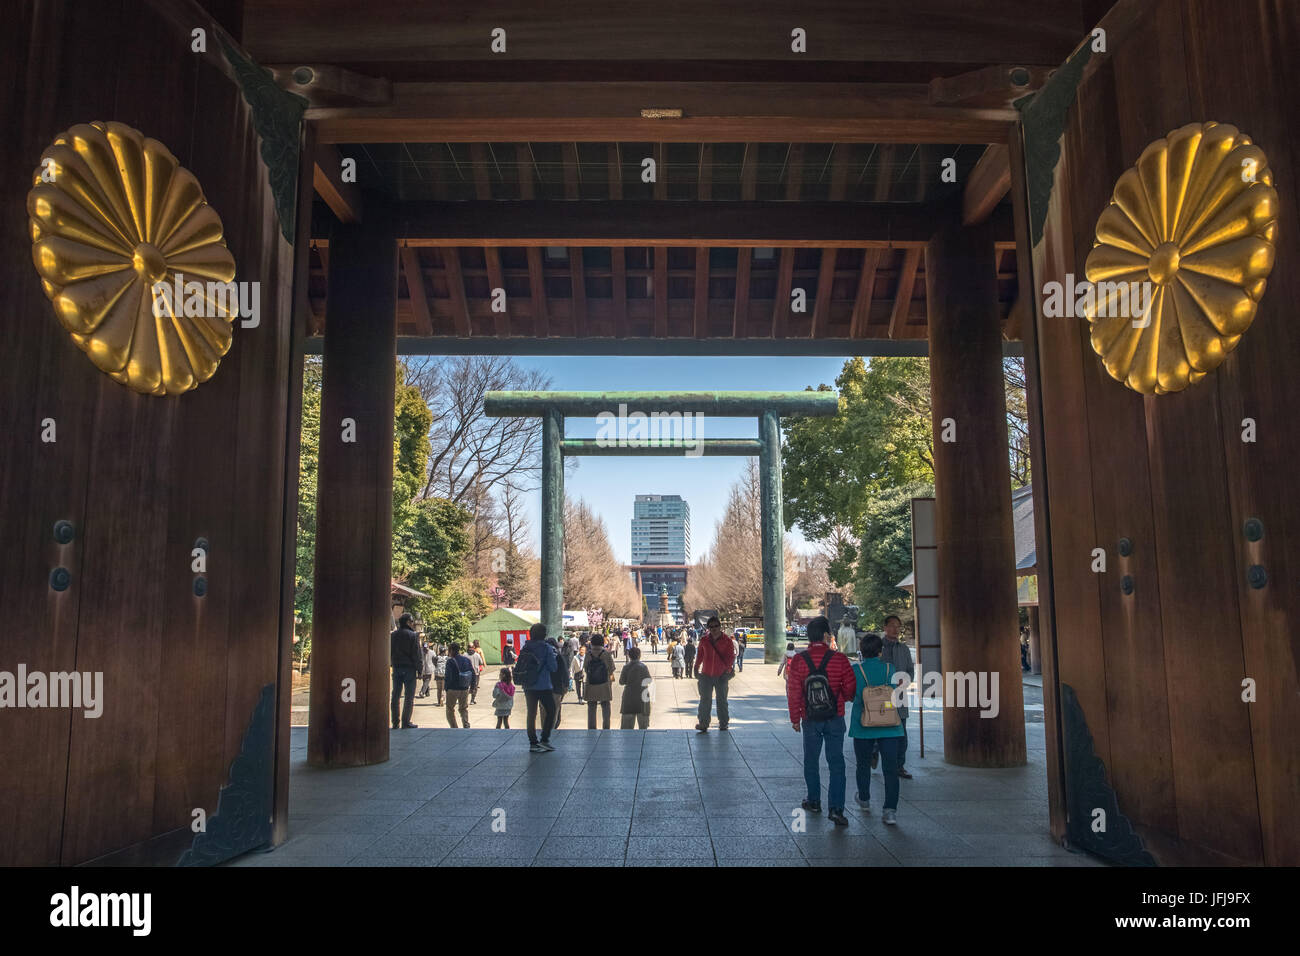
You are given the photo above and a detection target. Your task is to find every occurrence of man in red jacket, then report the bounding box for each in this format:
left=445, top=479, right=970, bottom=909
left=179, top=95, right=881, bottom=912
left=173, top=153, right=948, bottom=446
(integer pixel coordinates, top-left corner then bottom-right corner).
left=693, top=616, right=737, bottom=733
left=785, top=616, right=857, bottom=826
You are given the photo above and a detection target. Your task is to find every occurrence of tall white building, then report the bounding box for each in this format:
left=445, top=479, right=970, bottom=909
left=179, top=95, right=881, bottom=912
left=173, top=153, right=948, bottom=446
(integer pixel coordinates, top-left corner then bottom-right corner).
left=631, top=494, right=691, bottom=564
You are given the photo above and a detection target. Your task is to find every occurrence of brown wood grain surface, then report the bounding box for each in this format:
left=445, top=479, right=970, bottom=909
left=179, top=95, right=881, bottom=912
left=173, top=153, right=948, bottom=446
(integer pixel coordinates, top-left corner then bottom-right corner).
left=927, top=214, right=1026, bottom=767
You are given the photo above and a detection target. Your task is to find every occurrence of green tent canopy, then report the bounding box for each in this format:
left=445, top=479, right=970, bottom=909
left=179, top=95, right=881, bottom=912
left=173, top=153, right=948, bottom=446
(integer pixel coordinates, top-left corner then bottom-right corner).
left=468, top=608, right=539, bottom=665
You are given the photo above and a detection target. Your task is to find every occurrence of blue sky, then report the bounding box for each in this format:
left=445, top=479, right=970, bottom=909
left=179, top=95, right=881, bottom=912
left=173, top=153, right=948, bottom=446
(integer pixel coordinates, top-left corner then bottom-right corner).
left=508, top=355, right=850, bottom=560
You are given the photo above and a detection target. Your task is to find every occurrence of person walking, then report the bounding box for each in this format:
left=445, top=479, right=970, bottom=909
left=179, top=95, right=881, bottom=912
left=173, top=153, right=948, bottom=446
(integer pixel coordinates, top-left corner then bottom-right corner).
left=670, top=638, right=685, bottom=679
left=619, top=646, right=653, bottom=728
left=849, top=633, right=904, bottom=824
left=547, top=636, right=571, bottom=728
left=433, top=646, right=448, bottom=705
left=419, top=639, right=435, bottom=698
left=468, top=641, right=485, bottom=704
left=444, top=642, right=474, bottom=728
left=875, top=615, right=915, bottom=778
left=784, top=616, right=856, bottom=826
left=777, top=641, right=796, bottom=678
left=502, top=642, right=517, bottom=667
left=513, top=623, right=558, bottom=752
left=572, top=643, right=586, bottom=702
left=693, top=616, right=736, bottom=733
left=682, top=637, right=696, bottom=678
left=583, top=634, right=616, bottom=729
left=390, top=614, right=423, bottom=729
left=735, top=630, right=748, bottom=672
left=837, top=617, right=859, bottom=659
left=650, top=630, right=659, bottom=656
left=492, top=667, right=516, bottom=728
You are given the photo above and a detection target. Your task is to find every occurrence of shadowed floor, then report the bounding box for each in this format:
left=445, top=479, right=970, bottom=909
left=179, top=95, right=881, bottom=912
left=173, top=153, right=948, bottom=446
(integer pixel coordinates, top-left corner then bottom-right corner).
left=235, top=657, right=1103, bottom=867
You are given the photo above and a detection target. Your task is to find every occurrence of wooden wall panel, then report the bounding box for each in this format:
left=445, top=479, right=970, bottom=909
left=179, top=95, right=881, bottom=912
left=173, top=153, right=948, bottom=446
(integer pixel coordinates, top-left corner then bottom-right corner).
left=1, top=0, right=296, bottom=864
left=1032, top=152, right=1111, bottom=780
left=1037, top=0, right=1298, bottom=865
left=1109, top=0, right=1259, bottom=864
left=0, top=0, right=124, bottom=866
left=1066, top=45, right=1177, bottom=841
left=1184, top=0, right=1300, bottom=866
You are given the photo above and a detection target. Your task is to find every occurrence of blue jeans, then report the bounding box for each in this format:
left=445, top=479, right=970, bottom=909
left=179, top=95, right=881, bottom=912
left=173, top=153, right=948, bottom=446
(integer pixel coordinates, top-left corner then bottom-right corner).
left=801, top=715, right=846, bottom=811
left=871, top=713, right=908, bottom=767
left=736, top=647, right=744, bottom=671
left=855, top=736, right=901, bottom=810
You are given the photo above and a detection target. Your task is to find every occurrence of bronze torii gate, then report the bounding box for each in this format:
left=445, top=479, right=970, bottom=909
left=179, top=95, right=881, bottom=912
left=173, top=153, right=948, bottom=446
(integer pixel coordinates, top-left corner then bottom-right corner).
left=482, top=390, right=839, bottom=662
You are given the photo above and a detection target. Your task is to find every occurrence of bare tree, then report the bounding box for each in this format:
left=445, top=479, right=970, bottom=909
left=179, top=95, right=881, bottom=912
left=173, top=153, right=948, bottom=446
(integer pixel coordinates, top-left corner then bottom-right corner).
left=404, top=355, right=552, bottom=505
left=563, top=497, right=641, bottom=617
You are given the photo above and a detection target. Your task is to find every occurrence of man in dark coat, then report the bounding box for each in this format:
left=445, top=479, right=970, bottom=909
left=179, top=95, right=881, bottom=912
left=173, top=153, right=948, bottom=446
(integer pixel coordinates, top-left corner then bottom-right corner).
left=390, top=613, right=423, bottom=729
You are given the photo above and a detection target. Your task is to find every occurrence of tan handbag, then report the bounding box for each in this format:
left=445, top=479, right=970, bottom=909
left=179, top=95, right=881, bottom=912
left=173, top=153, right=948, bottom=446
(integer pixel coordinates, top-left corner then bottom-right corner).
left=858, top=662, right=900, bottom=728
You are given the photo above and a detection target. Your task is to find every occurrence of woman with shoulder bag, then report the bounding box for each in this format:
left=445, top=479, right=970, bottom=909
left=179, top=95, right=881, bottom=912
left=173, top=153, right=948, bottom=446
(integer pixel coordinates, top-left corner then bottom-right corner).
left=848, top=633, right=904, bottom=825
left=583, top=634, right=615, bottom=729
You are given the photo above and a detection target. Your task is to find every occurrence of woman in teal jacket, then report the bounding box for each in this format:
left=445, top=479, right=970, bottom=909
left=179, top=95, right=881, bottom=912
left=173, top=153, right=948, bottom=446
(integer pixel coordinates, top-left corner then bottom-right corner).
left=848, top=633, right=904, bottom=824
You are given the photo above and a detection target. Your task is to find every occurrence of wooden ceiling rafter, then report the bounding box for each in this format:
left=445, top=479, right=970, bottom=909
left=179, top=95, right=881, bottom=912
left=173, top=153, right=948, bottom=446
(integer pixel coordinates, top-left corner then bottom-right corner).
left=772, top=144, right=804, bottom=338
left=400, top=245, right=434, bottom=336
left=887, top=247, right=922, bottom=339
left=849, top=247, right=882, bottom=339
left=607, top=143, right=629, bottom=338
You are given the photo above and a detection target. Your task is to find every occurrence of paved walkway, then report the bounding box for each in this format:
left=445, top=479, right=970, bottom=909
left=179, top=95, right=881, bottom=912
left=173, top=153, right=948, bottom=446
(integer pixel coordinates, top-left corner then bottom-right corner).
left=243, top=653, right=1104, bottom=867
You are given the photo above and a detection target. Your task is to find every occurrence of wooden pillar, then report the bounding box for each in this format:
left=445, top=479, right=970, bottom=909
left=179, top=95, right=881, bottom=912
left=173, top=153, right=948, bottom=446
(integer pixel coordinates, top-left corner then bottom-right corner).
left=926, top=214, right=1026, bottom=767
left=1028, top=605, right=1042, bottom=675
left=308, top=215, right=397, bottom=767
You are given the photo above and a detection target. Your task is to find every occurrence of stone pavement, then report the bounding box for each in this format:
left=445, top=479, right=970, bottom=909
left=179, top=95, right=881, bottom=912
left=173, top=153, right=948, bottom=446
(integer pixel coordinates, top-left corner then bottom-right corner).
left=246, top=651, right=1104, bottom=867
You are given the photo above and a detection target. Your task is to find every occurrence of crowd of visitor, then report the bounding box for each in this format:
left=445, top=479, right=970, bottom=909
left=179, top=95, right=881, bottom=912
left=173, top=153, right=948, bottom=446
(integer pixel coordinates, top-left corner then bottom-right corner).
left=389, top=610, right=917, bottom=826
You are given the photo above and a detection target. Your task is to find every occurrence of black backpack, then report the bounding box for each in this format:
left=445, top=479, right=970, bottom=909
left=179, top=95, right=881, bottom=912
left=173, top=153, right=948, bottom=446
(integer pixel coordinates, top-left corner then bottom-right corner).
left=550, top=650, right=570, bottom=693
left=801, top=650, right=837, bottom=721
left=586, top=650, right=609, bottom=685
left=513, top=645, right=542, bottom=688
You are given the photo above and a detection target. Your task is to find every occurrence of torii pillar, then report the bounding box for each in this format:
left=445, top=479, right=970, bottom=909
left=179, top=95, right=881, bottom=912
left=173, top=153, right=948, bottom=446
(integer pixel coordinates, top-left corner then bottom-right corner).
left=926, top=215, right=1026, bottom=767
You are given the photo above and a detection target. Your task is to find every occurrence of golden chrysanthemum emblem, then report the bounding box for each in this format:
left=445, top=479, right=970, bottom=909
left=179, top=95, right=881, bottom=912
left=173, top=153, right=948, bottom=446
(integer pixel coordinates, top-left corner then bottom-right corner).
left=28, top=121, right=237, bottom=396
left=1084, top=121, right=1278, bottom=394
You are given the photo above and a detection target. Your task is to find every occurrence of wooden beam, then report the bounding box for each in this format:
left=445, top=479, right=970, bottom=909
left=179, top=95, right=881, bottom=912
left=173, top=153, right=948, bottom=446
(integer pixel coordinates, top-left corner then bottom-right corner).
left=526, top=246, right=548, bottom=337
left=516, top=143, right=536, bottom=200
left=400, top=246, right=434, bottom=336
left=734, top=143, right=758, bottom=338
left=244, top=5, right=1084, bottom=72
left=441, top=248, right=472, bottom=336
left=888, top=248, right=922, bottom=339
left=732, top=248, right=752, bottom=339
left=562, top=142, right=581, bottom=199
left=772, top=145, right=805, bottom=338
left=394, top=200, right=1012, bottom=246
left=828, top=144, right=851, bottom=201
left=963, top=143, right=1012, bottom=225
left=694, top=247, right=710, bottom=338
left=311, top=82, right=1018, bottom=145
left=313, top=143, right=362, bottom=223
left=607, top=144, right=628, bottom=338
left=569, top=247, right=587, bottom=336
left=653, top=143, right=667, bottom=200
left=849, top=248, right=882, bottom=338
left=484, top=246, right=507, bottom=336
left=468, top=142, right=493, bottom=199
left=810, top=248, right=838, bottom=338
left=654, top=248, right=669, bottom=338
left=873, top=144, right=898, bottom=202
left=771, top=249, right=794, bottom=339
